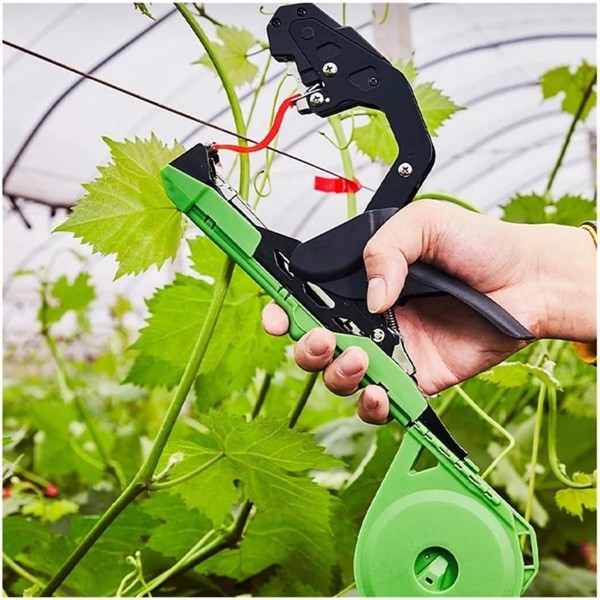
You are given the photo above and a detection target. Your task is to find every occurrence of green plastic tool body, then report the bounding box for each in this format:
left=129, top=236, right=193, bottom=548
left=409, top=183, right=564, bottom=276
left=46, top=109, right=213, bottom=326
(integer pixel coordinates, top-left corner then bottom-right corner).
left=161, top=163, right=539, bottom=596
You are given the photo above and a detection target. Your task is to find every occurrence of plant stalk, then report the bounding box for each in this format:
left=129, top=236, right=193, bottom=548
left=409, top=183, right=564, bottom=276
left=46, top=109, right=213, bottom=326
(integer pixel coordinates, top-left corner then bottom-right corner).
left=288, top=372, right=319, bottom=428
left=328, top=114, right=358, bottom=218
left=543, top=69, right=596, bottom=199
left=546, top=385, right=593, bottom=489
left=523, top=384, right=546, bottom=527
left=3, top=553, right=45, bottom=588
left=176, top=3, right=250, bottom=199
left=251, top=373, right=272, bottom=419
left=414, top=192, right=482, bottom=213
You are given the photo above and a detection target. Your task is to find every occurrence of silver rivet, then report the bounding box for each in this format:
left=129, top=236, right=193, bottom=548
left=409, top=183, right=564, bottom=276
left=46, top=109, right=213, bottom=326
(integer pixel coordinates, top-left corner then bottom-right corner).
left=309, top=92, right=325, bottom=106
left=372, top=329, right=385, bottom=343
left=322, top=62, right=338, bottom=77
left=398, top=162, right=413, bottom=178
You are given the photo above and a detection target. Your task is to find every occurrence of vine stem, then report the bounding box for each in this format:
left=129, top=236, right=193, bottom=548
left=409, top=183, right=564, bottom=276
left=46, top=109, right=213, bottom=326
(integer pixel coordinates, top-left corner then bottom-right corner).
left=328, top=115, right=357, bottom=218
left=40, top=7, right=252, bottom=597
left=454, top=386, right=515, bottom=479
left=523, top=383, right=546, bottom=528
left=41, top=259, right=236, bottom=598
left=3, top=552, right=45, bottom=588
left=226, top=54, right=273, bottom=183
left=414, top=192, right=482, bottom=213
left=543, top=68, right=596, bottom=200
left=40, top=481, right=143, bottom=596
left=43, top=332, right=126, bottom=490
left=288, top=372, right=319, bottom=428
left=251, top=373, right=272, bottom=419
left=335, top=581, right=356, bottom=597
left=547, top=385, right=593, bottom=489
left=176, top=3, right=250, bottom=199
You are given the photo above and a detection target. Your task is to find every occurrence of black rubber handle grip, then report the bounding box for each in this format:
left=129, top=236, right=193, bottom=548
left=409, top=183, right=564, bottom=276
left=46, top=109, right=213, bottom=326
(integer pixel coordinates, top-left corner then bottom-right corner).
left=402, top=262, right=534, bottom=340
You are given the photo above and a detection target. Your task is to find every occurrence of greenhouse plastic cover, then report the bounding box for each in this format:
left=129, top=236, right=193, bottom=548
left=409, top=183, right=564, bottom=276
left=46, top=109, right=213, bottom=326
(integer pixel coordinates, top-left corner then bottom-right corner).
left=2, top=2, right=597, bottom=340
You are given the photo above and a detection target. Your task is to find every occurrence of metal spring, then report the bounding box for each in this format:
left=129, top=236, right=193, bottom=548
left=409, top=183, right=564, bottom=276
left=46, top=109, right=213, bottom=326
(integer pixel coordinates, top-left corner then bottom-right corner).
left=384, top=308, right=399, bottom=333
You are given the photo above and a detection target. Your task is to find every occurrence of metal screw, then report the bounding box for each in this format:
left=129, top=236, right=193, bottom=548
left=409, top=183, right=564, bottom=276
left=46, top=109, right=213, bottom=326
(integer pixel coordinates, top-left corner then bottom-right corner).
left=271, top=17, right=281, bottom=27
left=372, top=329, right=385, bottom=343
left=297, top=7, right=306, bottom=16
left=369, top=76, right=379, bottom=87
left=309, top=92, right=325, bottom=106
left=398, top=162, right=413, bottom=178
left=322, top=62, right=338, bottom=77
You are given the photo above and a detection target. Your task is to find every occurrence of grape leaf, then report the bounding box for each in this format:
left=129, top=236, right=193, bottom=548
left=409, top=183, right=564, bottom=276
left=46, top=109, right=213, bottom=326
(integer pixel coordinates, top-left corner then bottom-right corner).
left=341, top=425, right=401, bottom=526
left=414, top=82, right=464, bottom=138
left=197, top=412, right=341, bottom=591
left=352, top=113, right=398, bottom=165
left=555, top=472, right=597, bottom=520
left=126, top=252, right=288, bottom=405
left=394, top=56, right=417, bottom=84
left=353, top=63, right=463, bottom=164
left=125, top=274, right=215, bottom=388
left=501, top=193, right=547, bottom=224
left=134, top=2, right=155, bottom=20
left=54, top=135, right=185, bottom=278
left=40, top=272, right=95, bottom=328
left=479, top=361, right=562, bottom=390
left=526, top=558, right=597, bottom=597
left=21, top=498, right=79, bottom=523
left=541, top=62, right=597, bottom=122
left=551, top=194, right=596, bottom=226
left=195, top=26, right=260, bottom=88
left=143, top=493, right=213, bottom=559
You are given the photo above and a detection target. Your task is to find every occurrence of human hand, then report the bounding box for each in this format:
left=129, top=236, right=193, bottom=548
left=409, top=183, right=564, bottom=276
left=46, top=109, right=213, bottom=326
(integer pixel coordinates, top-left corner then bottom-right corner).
left=262, top=200, right=596, bottom=423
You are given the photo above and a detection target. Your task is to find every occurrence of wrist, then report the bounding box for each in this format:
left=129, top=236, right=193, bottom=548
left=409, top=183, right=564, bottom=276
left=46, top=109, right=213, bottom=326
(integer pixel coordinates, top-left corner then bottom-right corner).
left=534, top=224, right=597, bottom=342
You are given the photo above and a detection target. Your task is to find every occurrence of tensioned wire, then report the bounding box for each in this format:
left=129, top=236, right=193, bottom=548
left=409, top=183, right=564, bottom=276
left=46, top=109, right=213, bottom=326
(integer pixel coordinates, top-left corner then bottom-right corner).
left=2, top=39, right=373, bottom=192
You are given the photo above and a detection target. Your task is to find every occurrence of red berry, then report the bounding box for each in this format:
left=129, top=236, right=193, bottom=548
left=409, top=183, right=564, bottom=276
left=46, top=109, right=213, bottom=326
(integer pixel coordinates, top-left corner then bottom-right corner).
left=3, top=487, right=12, bottom=499
left=44, top=483, right=59, bottom=498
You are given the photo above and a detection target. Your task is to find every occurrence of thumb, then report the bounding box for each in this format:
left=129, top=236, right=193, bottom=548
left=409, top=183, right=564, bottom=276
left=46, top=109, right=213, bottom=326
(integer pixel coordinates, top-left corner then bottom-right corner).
left=363, top=201, right=437, bottom=313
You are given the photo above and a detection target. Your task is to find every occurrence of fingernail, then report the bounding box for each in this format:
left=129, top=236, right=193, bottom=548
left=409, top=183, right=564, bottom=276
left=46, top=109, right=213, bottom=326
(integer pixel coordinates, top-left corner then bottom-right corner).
left=367, top=277, right=387, bottom=313
left=364, top=396, right=379, bottom=411
left=338, top=349, right=365, bottom=377
left=306, top=331, right=329, bottom=357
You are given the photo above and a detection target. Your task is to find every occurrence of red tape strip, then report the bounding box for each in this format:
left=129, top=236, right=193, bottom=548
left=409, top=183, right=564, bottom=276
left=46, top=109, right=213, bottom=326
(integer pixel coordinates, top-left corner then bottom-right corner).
left=213, top=93, right=301, bottom=154
left=314, top=176, right=362, bottom=194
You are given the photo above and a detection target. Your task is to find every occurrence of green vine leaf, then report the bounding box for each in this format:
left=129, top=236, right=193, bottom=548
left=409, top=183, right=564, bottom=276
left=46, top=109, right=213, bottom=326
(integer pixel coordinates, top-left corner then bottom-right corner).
left=479, top=361, right=562, bottom=390
left=126, top=239, right=288, bottom=402
left=195, top=25, right=260, bottom=88
left=156, top=438, right=238, bottom=525
left=394, top=57, right=417, bottom=84
left=501, top=193, right=547, bottom=224
left=414, top=82, right=464, bottom=138
left=40, top=273, right=95, bottom=328
left=133, top=3, right=155, bottom=21
left=541, top=62, right=597, bottom=122
left=549, top=194, right=597, bottom=226
left=54, top=135, right=185, bottom=279
left=196, top=412, right=341, bottom=590
left=21, top=498, right=79, bottom=523
left=555, top=472, right=597, bottom=520
left=143, top=493, right=213, bottom=559
left=352, top=62, right=463, bottom=164
left=502, top=193, right=596, bottom=225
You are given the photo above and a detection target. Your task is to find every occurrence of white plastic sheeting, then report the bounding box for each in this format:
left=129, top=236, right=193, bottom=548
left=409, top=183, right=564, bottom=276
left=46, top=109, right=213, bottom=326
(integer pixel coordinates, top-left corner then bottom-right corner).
left=3, top=2, right=596, bottom=340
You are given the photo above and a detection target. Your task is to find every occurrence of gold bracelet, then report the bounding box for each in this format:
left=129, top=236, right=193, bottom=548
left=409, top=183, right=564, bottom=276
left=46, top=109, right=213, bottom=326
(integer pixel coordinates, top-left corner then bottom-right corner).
left=572, top=221, right=596, bottom=366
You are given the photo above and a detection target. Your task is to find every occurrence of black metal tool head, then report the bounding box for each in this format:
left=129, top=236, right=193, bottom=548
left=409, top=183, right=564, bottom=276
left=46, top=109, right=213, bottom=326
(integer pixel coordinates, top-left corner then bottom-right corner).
left=267, top=2, right=435, bottom=212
